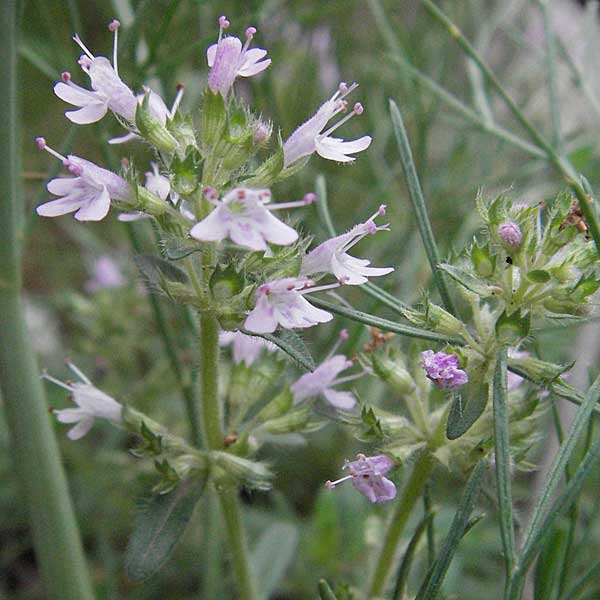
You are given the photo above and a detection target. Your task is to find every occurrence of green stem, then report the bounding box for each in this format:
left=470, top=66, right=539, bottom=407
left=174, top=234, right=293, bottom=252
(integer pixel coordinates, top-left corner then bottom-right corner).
left=198, top=313, right=257, bottom=600
left=367, top=452, right=435, bottom=598
left=0, top=3, right=94, bottom=598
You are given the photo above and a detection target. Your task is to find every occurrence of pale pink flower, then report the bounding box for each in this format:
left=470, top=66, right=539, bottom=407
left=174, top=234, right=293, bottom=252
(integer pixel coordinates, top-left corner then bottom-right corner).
left=85, top=256, right=126, bottom=292
left=219, top=331, right=276, bottom=366
left=283, top=82, right=371, bottom=167
left=244, top=277, right=335, bottom=333
left=44, top=363, right=122, bottom=440
left=301, top=205, right=393, bottom=285
left=35, top=138, right=130, bottom=221
left=498, top=221, right=523, bottom=249
left=54, top=20, right=137, bottom=124
left=326, top=453, right=397, bottom=504
left=190, top=188, right=315, bottom=251
left=207, top=16, right=271, bottom=96
left=290, top=354, right=357, bottom=410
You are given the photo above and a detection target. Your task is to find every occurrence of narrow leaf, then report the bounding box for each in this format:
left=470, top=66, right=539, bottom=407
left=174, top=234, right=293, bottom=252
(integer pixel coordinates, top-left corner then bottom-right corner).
left=318, top=580, right=339, bottom=600
left=438, top=263, right=498, bottom=297
left=309, top=297, right=462, bottom=344
left=255, top=330, right=316, bottom=371
left=135, top=254, right=189, bottom=285
left=416, top=460, right=486, bottom=600
left=389, top=99, right=456, bottom=314
left=446, top=362, right=490, bottom=439
left=125, top=475, right=207, bottom=581
left=251, top=521, right=298, bottom=598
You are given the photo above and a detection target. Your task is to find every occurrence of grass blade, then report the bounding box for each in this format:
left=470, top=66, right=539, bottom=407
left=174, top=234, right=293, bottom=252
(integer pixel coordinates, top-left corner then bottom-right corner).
left=416, top=459, right=486, bottom=600
left=389, top=99, right=457, bottom=315
left=560, top=559, right=600, bottom=600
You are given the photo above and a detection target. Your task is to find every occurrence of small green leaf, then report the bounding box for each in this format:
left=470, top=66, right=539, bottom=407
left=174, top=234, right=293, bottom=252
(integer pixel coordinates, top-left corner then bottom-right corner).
left=134, top=254, right=189, bottom=290
left=254, top=330, right=316, bottom=371
left=125, top=475, right=207, bottom=581
left=446, top=364, right=490, bottom=440
left=251, top=522, right=298, bottom=598
left=438, top=263, right=498, bottom=297
left=527, top=269, right=551, bottom=283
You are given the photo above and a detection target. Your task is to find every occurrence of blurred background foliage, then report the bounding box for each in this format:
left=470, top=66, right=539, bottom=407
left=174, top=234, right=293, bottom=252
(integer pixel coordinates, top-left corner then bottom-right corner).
left=4, top=0, right=600, bottom=598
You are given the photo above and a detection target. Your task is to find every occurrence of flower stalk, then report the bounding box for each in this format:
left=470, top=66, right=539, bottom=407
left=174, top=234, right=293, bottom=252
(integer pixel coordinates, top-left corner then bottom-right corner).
left=367, top=452, right=435, bottom=597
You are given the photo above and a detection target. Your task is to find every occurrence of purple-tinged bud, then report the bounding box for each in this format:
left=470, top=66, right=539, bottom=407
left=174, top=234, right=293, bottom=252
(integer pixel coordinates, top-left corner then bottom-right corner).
left=498, top=221, right=522, bottom=249
left=108, top=19, right=120, bottom=31
left=419, top=350, right=468, bottom=389
left=253, top=120, right=272, bottom=145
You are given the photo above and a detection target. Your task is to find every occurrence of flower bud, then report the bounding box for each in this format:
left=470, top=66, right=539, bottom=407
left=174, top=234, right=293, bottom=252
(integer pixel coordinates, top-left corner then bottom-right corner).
left=256, top=388, right=293, bottom=421
left=135, top=185, right=168, bottom=216
left=371, top=351, right=415, bottom=395
left=211, top=451, right=273, bottom=490
left=136, top=93, right=178, bottom=153
left=507, top=355, right=572, bottom=386
left=253, top=120, right=272, bottom=145
left=498, top=221, right=522, bottom=249
left=261, top=406, right=314, bottom=434
left=170, top=152, right=199, bottom=196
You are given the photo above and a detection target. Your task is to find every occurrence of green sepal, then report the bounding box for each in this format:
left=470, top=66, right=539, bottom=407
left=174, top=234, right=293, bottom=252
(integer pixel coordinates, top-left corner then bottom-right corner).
left=256, top=387, right=293, bottom=422
left=471, top=241, right=495, bottom=278
left=438, top=263, right=499, bottom=297
left=495, top=309, right=530, bottom=344
left=211, top=451, right=273, bottom=491
left=371, top=349, right=415, bottom=395
left=170, top=149, right=200, bottom=196
left=135, top=92, right=178, bottom=153
left=210, top=263, right=246, bottom=301
left=168, top=110, right=198, bottom=156
left=243, top=134, right=285, bottom=187
left=200, top=88, right=227, bottom=149
left=508, top=356, right=573, bottom=386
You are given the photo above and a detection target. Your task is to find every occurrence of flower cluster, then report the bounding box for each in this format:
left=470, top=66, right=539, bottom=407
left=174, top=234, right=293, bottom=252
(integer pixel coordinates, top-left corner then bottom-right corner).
left=419, top=350, right=469, bottom=389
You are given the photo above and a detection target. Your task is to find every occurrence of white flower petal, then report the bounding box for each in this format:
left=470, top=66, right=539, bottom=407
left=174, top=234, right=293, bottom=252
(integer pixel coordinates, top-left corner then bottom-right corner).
left=230, top=219, right=268, bottom=251
left=65, top=102, right=108, bottom=124
left=54, top=408, right=85, bottom=424
left=73, top=185, right=111, bottom=221
left=108, top=132, right=140, bottom=145
left=36, top=196, right=83, bottom=217
left=315, top=137, right=357, bottom=162
left=238, top=57, right=271, bottom=77
left=206, top=43, right=218, bottom=67
left=67, top=418, right=95, bottom=440
left=190, top=207, right=231, bottom=242
left=244, top=294, right=278, bottom=333
left=54, top=81, right=101, bottom=106
left=257, top=212, right=298, bottom=246
left=323, top=389, right=356, bottom=410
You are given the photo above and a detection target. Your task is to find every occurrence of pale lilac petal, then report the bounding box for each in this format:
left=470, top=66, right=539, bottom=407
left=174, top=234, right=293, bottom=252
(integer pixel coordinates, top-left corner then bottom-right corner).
left=323, top=389, right=356, bottom=410
left=54, top=81, right=100, bottom=106
left=258, top=212, right=299, bottom=246
left=241, top=48, right=268, bottom=64
left=230, top=219, right=268, bottom=251
left=315, top=137, right=358, bottom=162
left=352, top=475, right=396, bottom=503
left=118, top=211, right=151, bottom=222
left=190, top=207, right=231, bottom=242
left=36, top=196, right=83, bottom=217
left=244, top=294, right=278, bottom=333
left=47, top=177, right=81, bottom=196
left=329, top=135, right=372, bottom=154
left=145, top=171, right=170, bottom=200
left=206, top=43, right=218, bottom=67
left=54, top=408, right=85, bottom=424
left=238, top=57, right=271, bottom=77
left=65, top=102, right=108, bottom=124
left=208, top=37, right=243, bottom=95
left=108, top=132, right=140, bottom=145
left=73, top=185, right=110, bottom=221
left=67, top=418, right=95, bottom=440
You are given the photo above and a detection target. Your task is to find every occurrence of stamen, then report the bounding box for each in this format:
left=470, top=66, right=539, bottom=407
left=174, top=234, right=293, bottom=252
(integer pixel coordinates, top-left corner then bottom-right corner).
left=72, top=34, right=95, bottom=61
left=242, top=26, right=257, bottom=53
left=66, top=361, right=92, bottom=385
left=61, top=71, right=71, bottom=82
left=325, top=328, right=349, bottom=360
left=65, top=160, right=83, bottom=176
left=325, top=474, right=353, bottom=488
left=169, top=83, right=185, bottom=118
left=266, top=194, right=317, bottom=211
left=204, top=186, right=219, bottom=202
left=35, top=137, right=67, bottom=162
left=109, top=19, right=121, bottom=76
left=218, top=15, right=230, bottom=42
left=353, top=102, right=364, bottom=115
left=332, top=371, right=368, bottom=386
left=300, top=280, right=346, bottom=295
left=320, top=101, right=365, bottom=139
left=41, top=371, right=74, bottom=393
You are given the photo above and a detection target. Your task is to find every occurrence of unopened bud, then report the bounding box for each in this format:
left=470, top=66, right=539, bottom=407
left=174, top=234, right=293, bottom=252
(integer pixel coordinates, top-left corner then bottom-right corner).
left=498, top=221, right=522, bottom=249
left=211, top=451, right=272, bottom=490
left=135, top=185, right=168, bottom=216
left=508, top=355, right=572, bottom=386
left=136, top=93, right=178, bottom=153
left=253, top=120, right=272, bottom=145
left=371, top=351, right=415, bottom=395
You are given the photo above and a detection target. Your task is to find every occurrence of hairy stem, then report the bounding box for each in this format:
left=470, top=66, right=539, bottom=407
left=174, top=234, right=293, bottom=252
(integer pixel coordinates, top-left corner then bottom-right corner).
left=199, top=313, right=257, bottom=600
